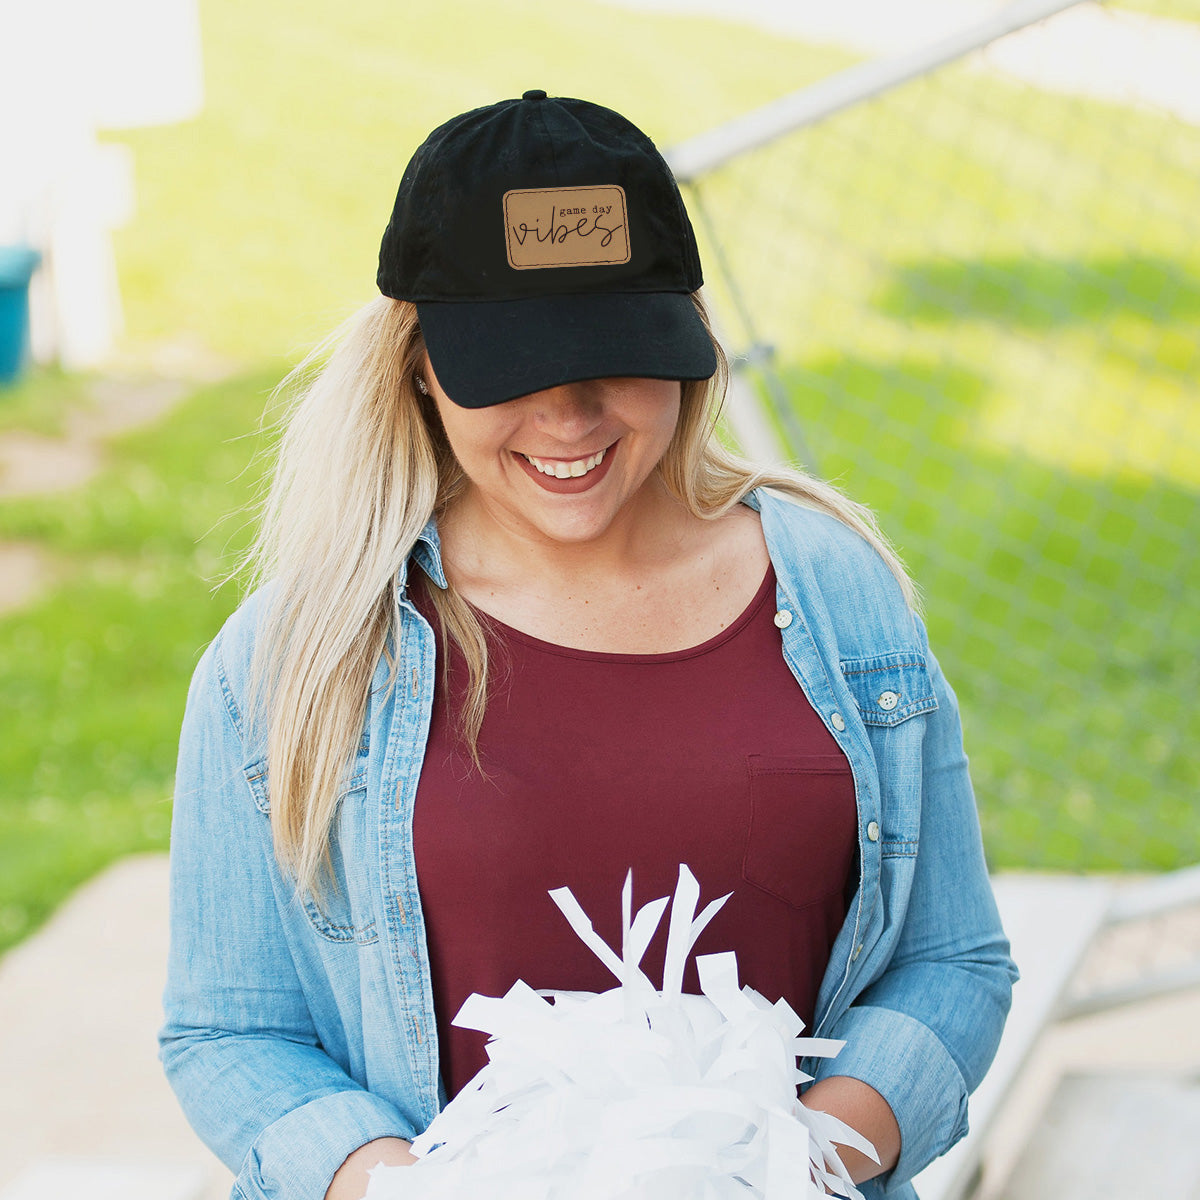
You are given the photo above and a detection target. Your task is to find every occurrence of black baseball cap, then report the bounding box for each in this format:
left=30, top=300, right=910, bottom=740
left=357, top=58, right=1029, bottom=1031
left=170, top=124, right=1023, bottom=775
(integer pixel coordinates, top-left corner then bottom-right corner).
left=377, top=90, right=716, bottom=409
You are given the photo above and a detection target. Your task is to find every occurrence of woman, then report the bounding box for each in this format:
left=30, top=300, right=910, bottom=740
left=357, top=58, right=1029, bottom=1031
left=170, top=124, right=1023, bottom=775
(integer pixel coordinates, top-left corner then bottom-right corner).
left=161, top=92, right=1016, bottom=1200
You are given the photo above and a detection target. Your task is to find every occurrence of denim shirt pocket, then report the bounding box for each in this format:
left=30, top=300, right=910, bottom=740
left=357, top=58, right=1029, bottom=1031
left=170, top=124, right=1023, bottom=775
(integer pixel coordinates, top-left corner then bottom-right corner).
left=840, top=652, right=936, bottom=858
left=242, top=734, right=379, bottom=945
left=839, top=652, right=937, bottom=728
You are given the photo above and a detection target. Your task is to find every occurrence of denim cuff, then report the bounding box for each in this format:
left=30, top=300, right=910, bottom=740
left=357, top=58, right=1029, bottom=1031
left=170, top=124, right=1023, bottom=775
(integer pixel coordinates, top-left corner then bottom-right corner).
left=808, top=1002, right=969, bottom=1190
left=234, top=1089, right=414, bottom=1200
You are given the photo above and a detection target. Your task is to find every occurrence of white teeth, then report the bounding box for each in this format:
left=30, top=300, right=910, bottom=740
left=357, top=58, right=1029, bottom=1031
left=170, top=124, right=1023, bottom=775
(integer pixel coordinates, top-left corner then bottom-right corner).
left=524, top=448, right=607, bottom=479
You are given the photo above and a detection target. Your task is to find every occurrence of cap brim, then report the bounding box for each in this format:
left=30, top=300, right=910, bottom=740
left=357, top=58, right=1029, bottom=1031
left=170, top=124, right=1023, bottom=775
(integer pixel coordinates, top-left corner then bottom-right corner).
left=416, top=291, right=716, bottom=409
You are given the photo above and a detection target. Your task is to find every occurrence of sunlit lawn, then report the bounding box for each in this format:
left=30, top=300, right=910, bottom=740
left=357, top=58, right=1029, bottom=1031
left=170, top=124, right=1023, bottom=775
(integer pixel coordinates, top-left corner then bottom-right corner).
left=1, top=0, right=1197, bottom=954
left=0, top=370, right=274, bottom=946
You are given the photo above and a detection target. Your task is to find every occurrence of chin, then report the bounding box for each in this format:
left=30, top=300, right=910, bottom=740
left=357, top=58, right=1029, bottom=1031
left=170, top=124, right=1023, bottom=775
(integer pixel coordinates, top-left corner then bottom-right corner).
left=533, top=519, right=618, bottom=546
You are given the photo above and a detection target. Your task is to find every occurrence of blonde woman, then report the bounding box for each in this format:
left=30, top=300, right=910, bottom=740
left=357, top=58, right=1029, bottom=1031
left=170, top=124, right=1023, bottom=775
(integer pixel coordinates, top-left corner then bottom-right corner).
left=161, top=92, right=1016, bottom=1200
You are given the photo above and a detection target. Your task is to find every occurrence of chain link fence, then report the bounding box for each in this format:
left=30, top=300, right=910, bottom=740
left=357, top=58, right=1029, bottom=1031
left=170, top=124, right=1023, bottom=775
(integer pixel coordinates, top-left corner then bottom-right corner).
left=667, top=0, right=1199, bottom=873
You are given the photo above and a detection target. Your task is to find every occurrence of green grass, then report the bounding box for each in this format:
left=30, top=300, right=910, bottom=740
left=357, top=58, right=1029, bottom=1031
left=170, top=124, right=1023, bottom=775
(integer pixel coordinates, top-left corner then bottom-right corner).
left=0, top=369, right=275, bottom=948
left=2, top=0, right=1197, bottom=954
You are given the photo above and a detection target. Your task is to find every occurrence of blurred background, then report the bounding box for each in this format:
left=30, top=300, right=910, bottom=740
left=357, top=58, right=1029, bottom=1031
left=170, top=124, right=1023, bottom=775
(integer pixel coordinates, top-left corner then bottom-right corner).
left=0, top=0, right=1197, bottom=1197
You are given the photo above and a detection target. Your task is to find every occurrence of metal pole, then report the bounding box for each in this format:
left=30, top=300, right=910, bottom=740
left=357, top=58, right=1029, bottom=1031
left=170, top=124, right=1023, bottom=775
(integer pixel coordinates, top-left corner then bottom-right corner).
left=665, top=0, right=1091, bottom=182
left=686, top=182, right=818, bottom=467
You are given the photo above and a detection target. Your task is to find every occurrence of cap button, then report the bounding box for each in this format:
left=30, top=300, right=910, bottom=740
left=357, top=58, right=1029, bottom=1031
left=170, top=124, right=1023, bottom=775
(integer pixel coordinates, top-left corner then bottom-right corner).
left=522, top=89, right=548, bottom=101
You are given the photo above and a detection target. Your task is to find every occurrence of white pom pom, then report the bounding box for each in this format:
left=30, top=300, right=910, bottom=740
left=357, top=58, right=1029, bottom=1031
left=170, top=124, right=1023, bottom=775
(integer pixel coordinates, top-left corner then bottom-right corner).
left=364, top=866, right=877, bottom=1200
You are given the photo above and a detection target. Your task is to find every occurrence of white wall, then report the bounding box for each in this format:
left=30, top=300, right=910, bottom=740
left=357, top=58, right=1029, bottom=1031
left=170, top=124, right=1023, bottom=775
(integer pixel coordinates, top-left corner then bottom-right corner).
left=0, top=0, right=203, bottom=368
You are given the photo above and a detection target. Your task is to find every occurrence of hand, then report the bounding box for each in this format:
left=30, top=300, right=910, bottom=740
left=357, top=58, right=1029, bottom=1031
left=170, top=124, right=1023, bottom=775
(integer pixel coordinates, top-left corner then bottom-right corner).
left=325, top=1137, right=418, bottom=1200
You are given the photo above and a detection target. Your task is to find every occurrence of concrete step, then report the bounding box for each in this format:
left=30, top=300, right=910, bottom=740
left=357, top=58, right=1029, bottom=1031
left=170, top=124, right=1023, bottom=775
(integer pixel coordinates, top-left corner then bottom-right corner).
left=997, top=1072, right=1200, bottom=1199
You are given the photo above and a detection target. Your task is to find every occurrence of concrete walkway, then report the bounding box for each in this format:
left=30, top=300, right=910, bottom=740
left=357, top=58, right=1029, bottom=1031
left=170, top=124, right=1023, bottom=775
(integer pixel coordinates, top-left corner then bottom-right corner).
left=2, top=855, right=1199, bottom=1199
left=0, top=856, right=231, bottom=1200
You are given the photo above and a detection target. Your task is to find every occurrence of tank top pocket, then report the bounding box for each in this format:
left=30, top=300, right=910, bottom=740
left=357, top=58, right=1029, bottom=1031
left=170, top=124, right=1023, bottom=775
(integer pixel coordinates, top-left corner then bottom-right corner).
left=742, top=753, right=857, bottom=911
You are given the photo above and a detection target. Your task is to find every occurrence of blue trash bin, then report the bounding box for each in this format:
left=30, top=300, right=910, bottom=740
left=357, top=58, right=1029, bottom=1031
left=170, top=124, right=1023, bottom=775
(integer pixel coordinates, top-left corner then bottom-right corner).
left=0, top=245, right=42, bottom=387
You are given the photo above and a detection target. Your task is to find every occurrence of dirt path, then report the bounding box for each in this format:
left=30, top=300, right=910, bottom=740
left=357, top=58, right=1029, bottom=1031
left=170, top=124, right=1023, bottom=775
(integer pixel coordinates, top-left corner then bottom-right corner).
left=0, top=375, right=194, bottom=617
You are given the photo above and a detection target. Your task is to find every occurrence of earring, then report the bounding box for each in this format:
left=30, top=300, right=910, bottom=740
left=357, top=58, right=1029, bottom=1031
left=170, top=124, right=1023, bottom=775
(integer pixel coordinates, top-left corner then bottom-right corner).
left=415, top=376, right=429, bottom=395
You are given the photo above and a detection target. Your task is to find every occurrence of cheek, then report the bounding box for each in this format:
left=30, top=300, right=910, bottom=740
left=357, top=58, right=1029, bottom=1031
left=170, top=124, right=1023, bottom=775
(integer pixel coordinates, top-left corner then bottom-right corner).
left=435, top=402, right=515, bottom=472
left=647, top=390, right=683, bottom=448
left=665, top=396, right=683, bottom=435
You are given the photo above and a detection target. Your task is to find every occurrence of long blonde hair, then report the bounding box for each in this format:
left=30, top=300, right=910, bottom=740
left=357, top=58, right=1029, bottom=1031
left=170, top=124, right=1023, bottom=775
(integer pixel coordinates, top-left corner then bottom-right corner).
left=244, top=294, right=913, bottom=890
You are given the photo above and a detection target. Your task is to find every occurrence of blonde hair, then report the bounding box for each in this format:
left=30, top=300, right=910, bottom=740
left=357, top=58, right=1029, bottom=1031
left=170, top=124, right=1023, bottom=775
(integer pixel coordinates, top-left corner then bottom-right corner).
left=244, top=295, right=913, bottom=890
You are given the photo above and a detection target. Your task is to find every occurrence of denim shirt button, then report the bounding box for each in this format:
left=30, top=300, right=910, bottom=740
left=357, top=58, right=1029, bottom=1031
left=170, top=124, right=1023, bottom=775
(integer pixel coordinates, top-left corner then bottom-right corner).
left=867, top=820, right=880, bottom=842
left=773, top=609, right=793, bottom=629
left=831, top=711, right=846, bottom=731
left=878, top=690, right=900, bottom=710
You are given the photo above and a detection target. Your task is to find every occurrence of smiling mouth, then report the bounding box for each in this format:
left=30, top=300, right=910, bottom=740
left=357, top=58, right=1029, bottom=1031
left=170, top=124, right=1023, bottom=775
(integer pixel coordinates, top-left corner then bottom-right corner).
left=520, top=447, right=608, bottom=480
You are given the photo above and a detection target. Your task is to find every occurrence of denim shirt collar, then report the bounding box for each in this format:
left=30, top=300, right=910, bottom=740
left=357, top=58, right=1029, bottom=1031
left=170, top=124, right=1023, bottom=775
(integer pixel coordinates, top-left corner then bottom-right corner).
left=401, top=519, right=448, bottom=592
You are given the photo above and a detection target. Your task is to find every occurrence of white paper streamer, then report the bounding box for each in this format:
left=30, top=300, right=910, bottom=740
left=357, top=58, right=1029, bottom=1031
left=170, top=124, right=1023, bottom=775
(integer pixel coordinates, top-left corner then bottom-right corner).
left=363, top=865, right=877, bottom=1200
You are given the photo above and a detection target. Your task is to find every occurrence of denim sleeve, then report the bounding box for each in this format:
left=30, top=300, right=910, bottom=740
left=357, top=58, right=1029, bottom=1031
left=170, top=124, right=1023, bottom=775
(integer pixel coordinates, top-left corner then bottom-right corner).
left=813, top=623, right=1019, bottom=1190
left=160, top=636, right=412, bottom=1200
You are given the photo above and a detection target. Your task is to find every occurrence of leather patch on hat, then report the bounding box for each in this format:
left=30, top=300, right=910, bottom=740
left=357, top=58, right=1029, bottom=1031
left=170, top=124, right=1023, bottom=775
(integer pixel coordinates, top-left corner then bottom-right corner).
left=503, top=186, right=630, bottom=270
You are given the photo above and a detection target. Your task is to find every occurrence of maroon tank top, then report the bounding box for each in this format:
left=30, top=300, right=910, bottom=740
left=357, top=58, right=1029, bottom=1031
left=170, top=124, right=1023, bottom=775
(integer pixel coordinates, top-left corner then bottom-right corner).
left=411, top=566, right=857, bottom=1098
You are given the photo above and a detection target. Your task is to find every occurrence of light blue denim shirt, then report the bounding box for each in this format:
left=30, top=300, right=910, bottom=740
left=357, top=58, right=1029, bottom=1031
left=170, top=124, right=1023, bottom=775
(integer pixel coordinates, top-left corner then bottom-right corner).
left=161, top=488, right=1017, bottom=1200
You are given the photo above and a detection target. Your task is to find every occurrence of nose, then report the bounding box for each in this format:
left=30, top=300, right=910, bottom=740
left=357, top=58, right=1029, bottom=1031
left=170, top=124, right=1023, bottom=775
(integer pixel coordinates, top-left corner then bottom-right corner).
left=528, top=382, right=605, bottom=444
